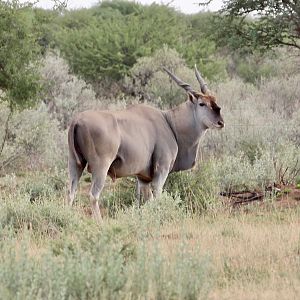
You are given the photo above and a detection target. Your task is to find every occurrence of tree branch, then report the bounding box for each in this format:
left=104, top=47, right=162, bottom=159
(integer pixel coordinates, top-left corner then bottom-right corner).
left=197, top=0, right=213, bottom=6
left=0, top=152, right=22, bottom=172
left=0, top=107, right=12, bottom=157
left=276, top=38, right=300, bottom=50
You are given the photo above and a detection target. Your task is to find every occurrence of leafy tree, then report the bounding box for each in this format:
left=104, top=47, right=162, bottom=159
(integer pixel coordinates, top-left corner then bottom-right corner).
left=33, top=8, right=60, bottom=53
left=96, top=0, right=141, bottom=15
left=55, top=1, right=226, bottom=91
left=0, top=1, right=41, bottom=110
left=180, top=12, right=226, bottom=80
left=201, top=0, right=300, bottom=53
left=56, top=2, right=188, bottom=84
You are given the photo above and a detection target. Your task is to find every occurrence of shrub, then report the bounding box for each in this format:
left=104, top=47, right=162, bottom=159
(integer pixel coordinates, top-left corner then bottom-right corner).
left=125, top=243, right=211, bottom=300
left=234, top=53, right=277, bottom=84
left=0, top=234, right=211, bottom=300
left=124, top=46, right=207, bottom=107
left=20, top=169, right=67, bottom=202
left=165, top=162, right=220, bottom=213
left=102, top=177, right=136, bottom=217
left=0, top=192, right=211, bottom=300
left=260, top=74, right=300, bottom=119
left=0, top=173, right=17, bottom=193
left=214, top=143, right=300, bottom=192
left=138, top=192, right=184, bottom=226
left=40, top=53, right=99, bottom=129
left=56, top=3, right=188, bottom=83
left=0, top=104, right=66, bottom=173
left=214, top=152, right=273, bottom=192
left=0, top=194, right=80, bottom=239
left=203, top=73, right=300, bottom=156
left=113, top=192, right=184, bottom=236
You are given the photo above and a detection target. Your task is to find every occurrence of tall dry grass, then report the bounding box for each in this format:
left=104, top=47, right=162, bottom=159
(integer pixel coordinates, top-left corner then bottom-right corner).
left=0, top=188, right=299, bottom=299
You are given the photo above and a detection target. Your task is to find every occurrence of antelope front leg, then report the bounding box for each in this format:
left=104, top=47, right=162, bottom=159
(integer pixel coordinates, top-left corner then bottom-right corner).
left=151, top=168, right=169, bottom=199
left=136, top=178, right=153, bottom=207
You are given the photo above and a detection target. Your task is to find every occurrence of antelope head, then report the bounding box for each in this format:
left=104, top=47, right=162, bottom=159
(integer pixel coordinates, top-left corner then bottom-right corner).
left=163, top=66, right=224, bottom=130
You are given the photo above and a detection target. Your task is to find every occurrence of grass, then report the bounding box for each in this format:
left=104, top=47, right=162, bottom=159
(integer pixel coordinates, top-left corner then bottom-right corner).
left=0, top=188, right=299, bottom=299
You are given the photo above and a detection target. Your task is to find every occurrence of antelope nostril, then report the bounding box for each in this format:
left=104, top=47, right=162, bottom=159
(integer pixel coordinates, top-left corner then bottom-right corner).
left=218, top=121, right=224, bottom=127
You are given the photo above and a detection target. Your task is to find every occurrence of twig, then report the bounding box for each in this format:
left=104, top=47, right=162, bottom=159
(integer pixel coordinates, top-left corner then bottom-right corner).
left=165, top=0, right=175, bottom=7
left=0, top=108, right=12, bottom=157
left=220, top=190, right=264, bottom=205
left=196, top=0, right=213, bottom=6
left=220, top=190, right=252, bottom=196
left=233, top=193, right=264, bottom=205
left=0, top=151, right=23, bottom=170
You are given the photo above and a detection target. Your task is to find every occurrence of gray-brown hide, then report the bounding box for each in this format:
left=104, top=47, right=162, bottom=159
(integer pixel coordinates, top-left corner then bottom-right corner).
left=67, top=67, right=224, bottom=221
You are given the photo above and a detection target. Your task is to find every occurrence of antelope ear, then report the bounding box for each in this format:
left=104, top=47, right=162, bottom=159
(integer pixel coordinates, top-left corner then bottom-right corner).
left=187, top=92, right=197, bottom=104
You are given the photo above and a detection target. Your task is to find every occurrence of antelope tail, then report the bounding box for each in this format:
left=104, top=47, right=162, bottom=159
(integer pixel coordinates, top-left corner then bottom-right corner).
left=68, top=122, right=82, bottom=166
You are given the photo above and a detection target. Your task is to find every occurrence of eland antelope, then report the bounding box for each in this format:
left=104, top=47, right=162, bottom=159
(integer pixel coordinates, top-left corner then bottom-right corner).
left=67, top=66, right=224, bottom=221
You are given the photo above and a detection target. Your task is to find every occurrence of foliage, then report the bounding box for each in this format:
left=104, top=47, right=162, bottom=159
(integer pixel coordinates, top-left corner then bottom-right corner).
left=0, top=195, right=80, bottom=239
left=0, top=103, right=66, bottom=173
left=0, top=191, right=211, bottom=300
left=165, top=162, right=220, bottom=213
left=133, top=192, right=184, bottom=227
left=1, top=182, right=300, bottom=299
left=209, top=0, right=300, bottom=53
left=125, top=46, right=226, bottom=107
left=233, top=52, right=278, bottom=84
left=125, top=46, right=190, bottom=106
left=56, top=2, right=188, bottom=84
left=0, top=0, right=41, bottom=109
left=202, top=72, right=300, bottom=191
left=40, top=53, right=98, bottom=129
left=180, top=12, right=227, bottom=79
left=102, top=177, right=136, bottom=217
left=52, top=1, right=226, bottom=89
left=20, top=170, right=67, bottom=202
left=32, top=8, right=61, bottom=53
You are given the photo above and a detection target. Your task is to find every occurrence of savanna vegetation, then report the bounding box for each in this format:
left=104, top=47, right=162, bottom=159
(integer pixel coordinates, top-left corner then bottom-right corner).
left=0, top=0, right=299, bottom=299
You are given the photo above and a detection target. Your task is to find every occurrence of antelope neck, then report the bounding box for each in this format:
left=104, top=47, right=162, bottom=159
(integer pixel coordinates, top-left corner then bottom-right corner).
left=164, top=101, right=208, bottom=172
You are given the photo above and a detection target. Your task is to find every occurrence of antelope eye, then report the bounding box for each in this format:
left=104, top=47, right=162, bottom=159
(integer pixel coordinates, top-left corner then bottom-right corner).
left=199, top=103, right=205, bottom=107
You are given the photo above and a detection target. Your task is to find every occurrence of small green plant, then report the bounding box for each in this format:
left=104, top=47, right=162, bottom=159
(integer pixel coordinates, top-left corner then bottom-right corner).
left=0, top=194, right=80, bottom=239
left=102, top=177, right=136, bottom=217
left=20, top=171, right=66, bottom=202
left=0, top=206, right=211, bottom=300
left=165, top=161, right=220, bottom=213
left=294, top=175, right=300, bottom=190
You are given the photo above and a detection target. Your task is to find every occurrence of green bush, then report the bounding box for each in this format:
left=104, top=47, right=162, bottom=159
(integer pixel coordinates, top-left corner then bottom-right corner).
left=125, top=46, right=188, bottom=106
left=214, top=143, right=300, bottom=192
left=235, top=53, right=277, bottom=84
left=0, top=195, right=211, bottom=300
left=0, top=194, right=80, bottom=239
left=138, top=192, right=184, bottom=226
left=0, top=1, right=41, bottom=109
left=102, top=177, right=136, bottom=217
left=20, top=170, right=67, bottom=202
left=40, top=53, right=98, bottom=129
left=165, top=162, right=220, bottom=213
left=0, top=104, right=67, bottom=173
left=56, top=3, right=188, bottom=83
left=0, top=235, right=211, bottom=300
left=125, top=46, right=218, bottom=107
